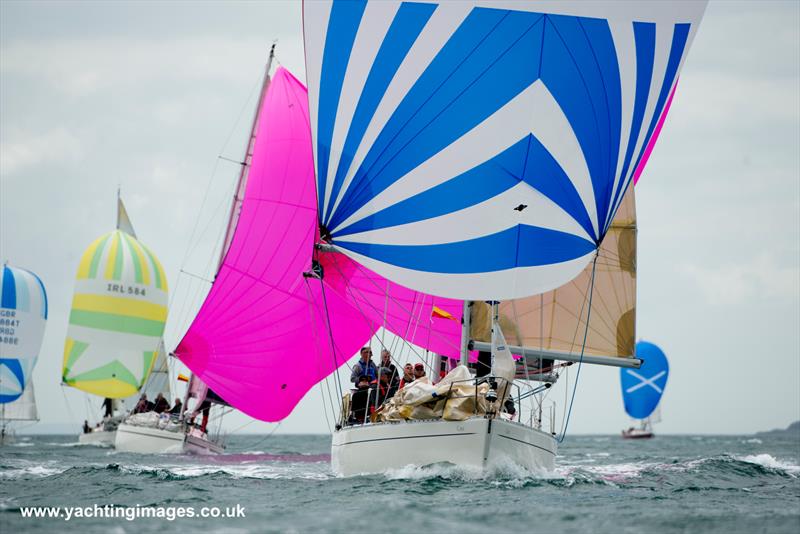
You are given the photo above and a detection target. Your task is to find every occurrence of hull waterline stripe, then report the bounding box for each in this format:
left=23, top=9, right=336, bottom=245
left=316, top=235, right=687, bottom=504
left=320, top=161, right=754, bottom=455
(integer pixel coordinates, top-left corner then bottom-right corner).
left=332, top=431, right=477, bottom=447
left=117, top=427, right=186, bottom=442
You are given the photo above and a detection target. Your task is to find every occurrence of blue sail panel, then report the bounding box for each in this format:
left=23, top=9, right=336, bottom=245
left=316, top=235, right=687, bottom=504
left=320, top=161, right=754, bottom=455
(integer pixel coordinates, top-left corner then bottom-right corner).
left=620, top=340, right=669, bottom=420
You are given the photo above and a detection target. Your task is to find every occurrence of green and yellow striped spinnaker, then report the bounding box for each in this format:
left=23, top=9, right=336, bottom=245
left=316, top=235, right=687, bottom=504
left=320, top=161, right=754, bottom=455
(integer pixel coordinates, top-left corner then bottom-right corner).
left=62, top=230, right=168, bottom=398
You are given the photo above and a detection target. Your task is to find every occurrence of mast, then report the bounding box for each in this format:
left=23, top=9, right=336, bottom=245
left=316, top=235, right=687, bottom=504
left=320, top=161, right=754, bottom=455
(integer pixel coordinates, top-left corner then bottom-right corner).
left=217, top=43, right=276, bottom=269
left=489, top=300, right=499, bottom=373
left=459, top=301, right=471, bottom=366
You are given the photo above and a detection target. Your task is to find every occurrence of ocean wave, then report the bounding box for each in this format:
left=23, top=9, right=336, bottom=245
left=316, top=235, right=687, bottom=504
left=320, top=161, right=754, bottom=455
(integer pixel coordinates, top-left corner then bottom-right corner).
left=46, top=462, right=334, bottom=482
left=0, top=464, right=67, bottom=479
left=552, top=453, right=800, bottom=487
left=48, top=441, right=111, bottom=448
left=381, top=459, right=568, bottom=488
left=735, top=453, right=800, bottom=475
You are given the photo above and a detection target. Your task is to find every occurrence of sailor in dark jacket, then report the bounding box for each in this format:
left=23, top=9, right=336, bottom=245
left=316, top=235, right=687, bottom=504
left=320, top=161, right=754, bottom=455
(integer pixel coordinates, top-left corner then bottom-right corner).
left=349, top=375, right=374, bottom=424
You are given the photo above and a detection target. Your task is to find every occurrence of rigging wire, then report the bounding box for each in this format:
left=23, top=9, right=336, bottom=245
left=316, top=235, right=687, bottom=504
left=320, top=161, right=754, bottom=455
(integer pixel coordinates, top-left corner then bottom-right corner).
left=303, top=278, right=337, bottom=431
left=325, top=255, right=427, bottom=365
left=246, top=422, right=283, bottom=449
left=167, top=69, right=264, bottom=348
left=318, top=278, right=345, bottom=403
left=557, top=255, right=599, bottom=443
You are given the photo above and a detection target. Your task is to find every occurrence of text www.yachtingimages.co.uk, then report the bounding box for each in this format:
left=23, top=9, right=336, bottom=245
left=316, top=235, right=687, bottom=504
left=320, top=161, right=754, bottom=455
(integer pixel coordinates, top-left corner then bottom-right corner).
left=19, top=504, right=246, bottom=521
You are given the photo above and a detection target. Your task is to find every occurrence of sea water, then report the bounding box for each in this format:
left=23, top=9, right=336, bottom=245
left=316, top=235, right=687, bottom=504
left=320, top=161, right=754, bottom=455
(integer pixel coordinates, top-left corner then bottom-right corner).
left=1, top=433, right=798, bottom=533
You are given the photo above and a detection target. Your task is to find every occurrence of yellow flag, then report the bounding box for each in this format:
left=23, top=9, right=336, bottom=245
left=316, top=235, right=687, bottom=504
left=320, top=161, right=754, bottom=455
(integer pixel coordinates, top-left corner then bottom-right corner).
left=431, top=306, right=456, bottom=321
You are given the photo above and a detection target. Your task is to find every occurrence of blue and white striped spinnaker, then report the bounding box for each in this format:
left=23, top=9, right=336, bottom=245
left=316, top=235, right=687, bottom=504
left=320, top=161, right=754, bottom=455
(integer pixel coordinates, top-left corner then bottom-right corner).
left=304, top=0, right=707, bottom=300
left=0, top=264, right=47, bottom=403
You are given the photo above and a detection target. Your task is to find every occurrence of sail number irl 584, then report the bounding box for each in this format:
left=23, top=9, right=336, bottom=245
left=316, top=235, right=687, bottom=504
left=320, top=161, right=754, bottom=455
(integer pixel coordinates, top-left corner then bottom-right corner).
left=106, top=283, right=146, bottom=296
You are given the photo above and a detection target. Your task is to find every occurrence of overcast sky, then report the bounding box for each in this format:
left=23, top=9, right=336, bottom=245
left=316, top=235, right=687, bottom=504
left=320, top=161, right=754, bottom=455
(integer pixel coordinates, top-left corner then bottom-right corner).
left=1, top=1, right=798, bottom=436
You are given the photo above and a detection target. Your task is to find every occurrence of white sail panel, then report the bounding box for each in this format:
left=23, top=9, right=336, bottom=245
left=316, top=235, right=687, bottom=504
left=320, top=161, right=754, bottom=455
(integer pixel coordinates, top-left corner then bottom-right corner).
left=304, top=0, right=706, bottom=300
left=140, top=339, right=170, bottom=400
left=2, top=382, right=38, bottom=421
left=117, top=197, right=137, bottom=237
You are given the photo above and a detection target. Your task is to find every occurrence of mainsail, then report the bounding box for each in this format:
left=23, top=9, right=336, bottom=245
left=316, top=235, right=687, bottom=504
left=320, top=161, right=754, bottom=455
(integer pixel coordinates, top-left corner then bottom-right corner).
left=0, top=264, right=47, bottom=404
left=472, top=184, right=637, bottom=360
left=621, top=340, right=668, bottom=420
left=62, top=226, right=168, bottom=398
left=303, top=0, right=707, bottom=300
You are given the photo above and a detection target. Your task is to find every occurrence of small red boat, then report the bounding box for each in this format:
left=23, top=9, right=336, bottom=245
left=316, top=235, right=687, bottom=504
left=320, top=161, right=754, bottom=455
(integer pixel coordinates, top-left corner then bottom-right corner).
left=622, top=427, right=654, bottom=439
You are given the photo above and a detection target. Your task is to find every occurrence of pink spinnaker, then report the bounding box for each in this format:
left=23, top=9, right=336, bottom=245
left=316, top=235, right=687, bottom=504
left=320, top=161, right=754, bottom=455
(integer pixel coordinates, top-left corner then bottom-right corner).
left=176, top=69, right=374, bottom=421
left=175, top=68, right=464, bottom=422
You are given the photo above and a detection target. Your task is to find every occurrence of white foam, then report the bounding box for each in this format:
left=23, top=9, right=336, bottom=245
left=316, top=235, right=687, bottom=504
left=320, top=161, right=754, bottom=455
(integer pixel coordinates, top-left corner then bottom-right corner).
left=0, top=464, right=66, bottom=479
left=737, top=453, right=800, bottom=475
left=382, top=458, right=555, bottom=486
left=118, top=462, right=332, bottom=481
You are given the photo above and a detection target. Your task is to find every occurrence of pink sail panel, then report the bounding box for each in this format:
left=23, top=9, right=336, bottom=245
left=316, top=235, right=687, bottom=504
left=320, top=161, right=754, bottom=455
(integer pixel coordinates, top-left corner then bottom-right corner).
left=175, top=68, right=373, bottom=422
left=633, top=80, right=678, bottom=185
left=319, top=251, right=464, bottom=359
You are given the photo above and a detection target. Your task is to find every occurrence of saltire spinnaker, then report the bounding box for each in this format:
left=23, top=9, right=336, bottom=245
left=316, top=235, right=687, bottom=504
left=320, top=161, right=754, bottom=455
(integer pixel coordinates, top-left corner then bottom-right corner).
left=303, top=0, right=706, bottom=300
left=62, top=227, right=168, bottom=398
left=0, top=264, right=47, bottom=404
left=620, top=340, right=668, bottom=420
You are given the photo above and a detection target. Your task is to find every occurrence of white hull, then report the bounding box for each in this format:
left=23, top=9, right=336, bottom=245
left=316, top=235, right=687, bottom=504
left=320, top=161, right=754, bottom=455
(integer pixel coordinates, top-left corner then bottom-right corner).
left=78, top=430, right=115, bottom=446
left=114, top=423, right=224, bottom=454
left=331, top=417, right=556, bottom=476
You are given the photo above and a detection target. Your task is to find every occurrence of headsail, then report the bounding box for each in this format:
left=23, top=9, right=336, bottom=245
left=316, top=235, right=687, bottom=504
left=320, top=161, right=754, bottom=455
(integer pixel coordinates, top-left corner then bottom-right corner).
left=303, top=0, right=707, bottom=300
left=0, top=264, right=47, bottom=404
left=139, top=339, right=170, bottom=400
left=620, top=340, right=668, bottom=419
left=175, top=68, right=373, bottom=422
left=1, top=381, right=37, bottom=422
left=62, top=229, right=168, bottom=398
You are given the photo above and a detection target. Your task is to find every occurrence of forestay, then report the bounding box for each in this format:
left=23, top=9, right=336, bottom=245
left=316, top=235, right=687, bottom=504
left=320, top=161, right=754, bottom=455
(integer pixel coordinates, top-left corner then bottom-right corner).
left=304, top=0, right=706, bottom=300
